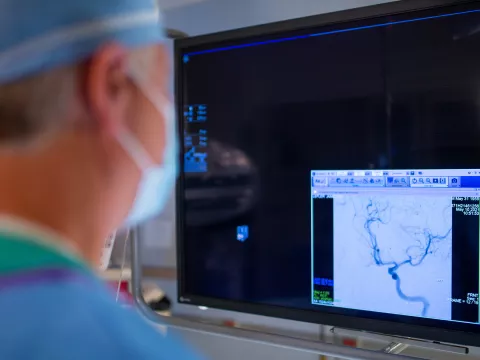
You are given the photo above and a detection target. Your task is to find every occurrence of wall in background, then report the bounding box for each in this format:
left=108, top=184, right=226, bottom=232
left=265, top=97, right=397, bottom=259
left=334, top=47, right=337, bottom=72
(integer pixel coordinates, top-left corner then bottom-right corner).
left=163, top=0, right=396, bottom=35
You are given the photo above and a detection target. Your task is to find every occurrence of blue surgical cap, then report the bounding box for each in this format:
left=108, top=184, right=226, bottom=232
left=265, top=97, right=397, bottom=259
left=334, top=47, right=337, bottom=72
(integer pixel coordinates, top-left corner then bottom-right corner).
left=0, top=0, right=166, bottom=84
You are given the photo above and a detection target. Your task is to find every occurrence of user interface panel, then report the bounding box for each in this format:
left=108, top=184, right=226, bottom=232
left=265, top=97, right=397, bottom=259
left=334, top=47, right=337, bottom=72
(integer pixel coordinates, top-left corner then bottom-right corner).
left=311, top=169, right=479, bottom=324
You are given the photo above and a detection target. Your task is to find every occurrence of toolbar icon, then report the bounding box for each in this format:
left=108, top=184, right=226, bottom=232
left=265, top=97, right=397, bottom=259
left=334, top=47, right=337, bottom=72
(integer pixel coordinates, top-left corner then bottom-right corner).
left=314, top=178, right=326, bottom=185
left=237, top=226, right=249, bottom=242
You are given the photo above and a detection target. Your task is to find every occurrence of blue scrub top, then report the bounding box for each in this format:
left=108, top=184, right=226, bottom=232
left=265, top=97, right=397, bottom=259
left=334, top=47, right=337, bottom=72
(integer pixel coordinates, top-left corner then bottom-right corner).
left=0, top=227, right=203, bottom=360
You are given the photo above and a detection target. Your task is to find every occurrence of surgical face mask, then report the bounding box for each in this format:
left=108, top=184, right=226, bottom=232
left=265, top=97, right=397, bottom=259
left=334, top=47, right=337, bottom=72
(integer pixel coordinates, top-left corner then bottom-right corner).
left=116, top=77, right=177, bottom=229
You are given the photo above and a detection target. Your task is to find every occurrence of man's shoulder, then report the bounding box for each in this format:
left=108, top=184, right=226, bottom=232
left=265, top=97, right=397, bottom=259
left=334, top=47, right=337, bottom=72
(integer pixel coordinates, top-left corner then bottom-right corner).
left=0, top=278, right=202, bottom=359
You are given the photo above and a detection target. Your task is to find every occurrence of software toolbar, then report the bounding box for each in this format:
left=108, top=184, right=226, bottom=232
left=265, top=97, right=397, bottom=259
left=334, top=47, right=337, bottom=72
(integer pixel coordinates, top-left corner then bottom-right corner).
left=311, top=170, right=480, bottom=189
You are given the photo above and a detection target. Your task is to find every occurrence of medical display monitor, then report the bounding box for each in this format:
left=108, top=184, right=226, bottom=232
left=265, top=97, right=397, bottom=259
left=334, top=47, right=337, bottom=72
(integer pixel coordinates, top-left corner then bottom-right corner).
left=176, top=0, right=480, bottom=346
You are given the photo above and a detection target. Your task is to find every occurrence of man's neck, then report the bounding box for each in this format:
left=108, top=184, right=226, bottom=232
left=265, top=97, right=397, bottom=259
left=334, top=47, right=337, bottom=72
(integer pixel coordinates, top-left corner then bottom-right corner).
left=0, top=149, right=103, bottom=268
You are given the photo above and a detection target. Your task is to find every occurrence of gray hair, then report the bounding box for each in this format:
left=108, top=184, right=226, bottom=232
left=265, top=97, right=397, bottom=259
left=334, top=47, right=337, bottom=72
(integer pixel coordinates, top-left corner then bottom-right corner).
left=0, top=66, right=76, bottom=144
left=0, top=47, right=156, bottom=145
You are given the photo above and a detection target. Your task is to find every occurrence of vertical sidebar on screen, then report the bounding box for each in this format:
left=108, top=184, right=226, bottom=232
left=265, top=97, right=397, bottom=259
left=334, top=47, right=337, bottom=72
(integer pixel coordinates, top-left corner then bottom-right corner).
left=451, top=197, right=480, bottom=323
left=312, top=196, right=335, bottom=304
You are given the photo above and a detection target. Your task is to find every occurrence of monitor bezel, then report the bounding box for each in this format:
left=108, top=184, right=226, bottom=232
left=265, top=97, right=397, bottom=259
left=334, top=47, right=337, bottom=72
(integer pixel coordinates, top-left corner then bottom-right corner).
left=174, top=0, right=480, bottom=347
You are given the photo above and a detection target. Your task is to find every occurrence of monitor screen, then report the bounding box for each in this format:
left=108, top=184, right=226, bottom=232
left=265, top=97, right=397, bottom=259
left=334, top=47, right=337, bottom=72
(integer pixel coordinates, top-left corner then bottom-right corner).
left=176, top=0, right=480, bottom=345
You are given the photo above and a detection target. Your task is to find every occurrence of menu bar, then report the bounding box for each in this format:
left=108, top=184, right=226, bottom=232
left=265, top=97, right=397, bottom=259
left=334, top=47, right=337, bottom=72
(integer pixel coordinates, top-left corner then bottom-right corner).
left=313, top=169, right=480, bottom=177
left=311, top=170, right=480, bottom=189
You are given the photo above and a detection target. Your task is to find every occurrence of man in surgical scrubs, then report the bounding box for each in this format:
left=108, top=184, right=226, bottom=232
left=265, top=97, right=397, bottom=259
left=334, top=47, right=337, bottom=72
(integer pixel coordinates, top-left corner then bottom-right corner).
left=0, top=1, right=201, bottom=359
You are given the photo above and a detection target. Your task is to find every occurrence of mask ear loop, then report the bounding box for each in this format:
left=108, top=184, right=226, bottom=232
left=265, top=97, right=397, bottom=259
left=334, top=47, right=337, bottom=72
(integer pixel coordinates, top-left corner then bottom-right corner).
left=118, top=74, right=171, bottom=172
left=116, top=130, right=154, bottom=171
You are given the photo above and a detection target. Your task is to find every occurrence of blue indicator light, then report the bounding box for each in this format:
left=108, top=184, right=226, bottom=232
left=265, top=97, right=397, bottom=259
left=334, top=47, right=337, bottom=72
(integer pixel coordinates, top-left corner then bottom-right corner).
left=237, top=225, right=249, bottom=242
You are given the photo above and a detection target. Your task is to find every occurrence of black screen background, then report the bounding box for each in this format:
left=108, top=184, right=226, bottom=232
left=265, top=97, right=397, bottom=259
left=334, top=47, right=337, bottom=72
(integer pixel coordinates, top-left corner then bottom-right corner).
left=179, top=4, right=480, bottom=334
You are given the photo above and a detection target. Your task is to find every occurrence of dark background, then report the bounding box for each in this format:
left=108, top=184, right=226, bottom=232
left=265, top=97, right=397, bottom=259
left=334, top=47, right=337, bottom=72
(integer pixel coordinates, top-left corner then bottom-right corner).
left=179, top=2, right=480, bottom=333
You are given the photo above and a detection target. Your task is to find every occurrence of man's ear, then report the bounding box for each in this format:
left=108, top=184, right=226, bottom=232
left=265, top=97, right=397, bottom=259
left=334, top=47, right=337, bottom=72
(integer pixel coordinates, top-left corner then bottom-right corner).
left=80, top=43, right=131, bottom=137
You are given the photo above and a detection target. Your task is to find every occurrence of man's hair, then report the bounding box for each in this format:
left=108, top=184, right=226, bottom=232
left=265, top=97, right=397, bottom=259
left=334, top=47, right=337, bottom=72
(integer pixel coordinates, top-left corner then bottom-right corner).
left=0, top=47, right=156, bottom=145
left=0, top=66, right=76, bottom=144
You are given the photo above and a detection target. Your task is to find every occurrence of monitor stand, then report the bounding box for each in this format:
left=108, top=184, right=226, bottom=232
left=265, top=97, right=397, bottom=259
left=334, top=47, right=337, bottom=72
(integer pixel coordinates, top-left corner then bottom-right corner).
left=331, top=327, right=468, bottom=356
